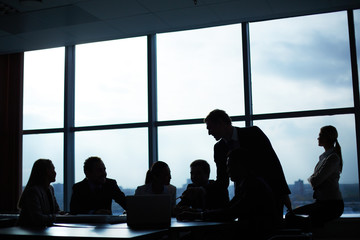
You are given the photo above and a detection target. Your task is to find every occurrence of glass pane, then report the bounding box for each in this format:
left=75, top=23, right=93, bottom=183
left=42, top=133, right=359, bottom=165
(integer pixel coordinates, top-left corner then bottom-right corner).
left=250, top=11, right=353, bottom=114
left=355, top=10, right=360, bottom=87
left=157, top=24, right=244, bottom=121
left=75, top=129, right=148, bottom=214
left=23, top=133, right=64, bottom=209
left=75, top=37, right=147, bottom=126
left=23, top=48, right=64, bottom=130
left=254, top=114, right=359, bottom=214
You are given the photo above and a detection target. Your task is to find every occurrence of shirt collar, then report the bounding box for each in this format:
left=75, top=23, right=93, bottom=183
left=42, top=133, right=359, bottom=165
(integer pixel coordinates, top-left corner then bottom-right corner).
left=223, top=126, right=238, bottom=143
left=321, top=147, right=336, bottom=159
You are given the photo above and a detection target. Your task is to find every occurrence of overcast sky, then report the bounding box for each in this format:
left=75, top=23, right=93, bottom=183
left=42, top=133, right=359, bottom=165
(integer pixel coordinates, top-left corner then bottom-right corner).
left=22, top=10, right=360, bottom=189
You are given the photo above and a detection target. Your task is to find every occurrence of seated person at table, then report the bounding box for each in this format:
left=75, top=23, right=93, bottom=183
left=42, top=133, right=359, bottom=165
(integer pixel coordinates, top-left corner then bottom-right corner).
left=18, top=159, right=64, bottom=228
left=70, top=156, right=126, bottom=215
left=135, top=161, right=177, bottom=209
left=285, top=125, right=344, bottom=230
left=175, top=159, right=229, bottom=214
left=177, top=149, right=277, bottom=239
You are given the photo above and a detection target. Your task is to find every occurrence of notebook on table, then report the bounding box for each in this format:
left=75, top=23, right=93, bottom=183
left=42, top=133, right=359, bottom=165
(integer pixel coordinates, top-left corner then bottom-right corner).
left=126, top=194, right=171, bottom=229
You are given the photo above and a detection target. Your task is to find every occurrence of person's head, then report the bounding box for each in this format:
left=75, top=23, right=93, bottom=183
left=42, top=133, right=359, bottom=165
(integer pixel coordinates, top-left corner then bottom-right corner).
left=227, top=148, right=254, bottom=182
left=190, top=159, right=210, bottom=186
left=318, top=125, right=338, bottom=147
left=318, top=125, right=343, bottom=172
left=27, top=159, right=56, bottom=187
left=19, top=159, right=56, bottom=210
left=204, top=109, right=233, bottom=141
left=84, top=156, right=107, bottom=185
left=145, top=161, right=171, bottom=185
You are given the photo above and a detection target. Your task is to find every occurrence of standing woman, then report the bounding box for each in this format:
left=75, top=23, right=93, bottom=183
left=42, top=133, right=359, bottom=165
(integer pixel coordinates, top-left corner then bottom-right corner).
left=287, top=125, right=344, bottom=228
left=18, top=159, right=62, bottom=227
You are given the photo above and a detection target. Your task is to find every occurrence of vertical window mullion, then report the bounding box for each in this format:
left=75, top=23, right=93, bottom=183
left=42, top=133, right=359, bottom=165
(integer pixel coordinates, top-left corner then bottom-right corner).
left=242, top=22, right=253, bottom=127
left=148, top=34, right=158, bottom=168
left=64, top=45, right=75, bottom=211
left=347, top=10, right=360, bottom=192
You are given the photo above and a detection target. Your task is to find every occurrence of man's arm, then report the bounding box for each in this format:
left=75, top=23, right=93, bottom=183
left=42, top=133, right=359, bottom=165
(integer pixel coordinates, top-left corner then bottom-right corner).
left=214, top=141, right=230, bottom=188
left=111, top=180, right=127, bottom=210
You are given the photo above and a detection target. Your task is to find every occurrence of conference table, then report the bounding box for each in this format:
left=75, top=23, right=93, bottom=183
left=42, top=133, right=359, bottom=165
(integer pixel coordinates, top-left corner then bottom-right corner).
left=0, top=216, right=228, bottom=240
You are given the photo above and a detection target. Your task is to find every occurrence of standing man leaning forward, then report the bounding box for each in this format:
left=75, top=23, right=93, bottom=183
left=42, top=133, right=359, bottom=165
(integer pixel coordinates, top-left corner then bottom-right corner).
left=204, top=109, right=292, bottom=225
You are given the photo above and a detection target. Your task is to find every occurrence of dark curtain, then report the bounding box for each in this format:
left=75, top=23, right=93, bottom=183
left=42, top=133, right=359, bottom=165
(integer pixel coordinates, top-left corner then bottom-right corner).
left=0, top=53, right=23, bottom=213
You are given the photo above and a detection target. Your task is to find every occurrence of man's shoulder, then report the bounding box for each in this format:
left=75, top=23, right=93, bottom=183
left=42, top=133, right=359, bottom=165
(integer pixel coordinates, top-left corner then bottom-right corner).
left=105, top=178, right=117, bottom=184
left=104, top=178, right=120, bottom=188
left=71, top=180, right=88, bottom=195
left=214, top=138, right=226, bottom=148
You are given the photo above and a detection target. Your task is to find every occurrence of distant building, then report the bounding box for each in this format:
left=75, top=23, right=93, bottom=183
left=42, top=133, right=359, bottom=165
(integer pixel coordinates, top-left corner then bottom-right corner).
left=294, top=179, right=305, bottom=195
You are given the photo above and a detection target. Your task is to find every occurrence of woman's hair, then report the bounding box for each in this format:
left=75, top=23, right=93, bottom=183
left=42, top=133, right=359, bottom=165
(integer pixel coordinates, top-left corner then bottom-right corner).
left=145, top=161, right=169, bottom=184
left=18, top=159, right=53, bottom=209
left=321, top=125, right=343, bottom=173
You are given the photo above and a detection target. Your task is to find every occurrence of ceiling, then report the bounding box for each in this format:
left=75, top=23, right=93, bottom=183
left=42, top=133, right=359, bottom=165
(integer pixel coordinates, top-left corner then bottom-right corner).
left=0, top=0, right=359, bottom=54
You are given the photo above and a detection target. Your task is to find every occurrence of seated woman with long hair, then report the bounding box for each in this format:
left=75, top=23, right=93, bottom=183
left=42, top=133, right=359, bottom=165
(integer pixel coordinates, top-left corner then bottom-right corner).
left=286, top=125, right=344, bottom=229
left=18, top=159, right=63, bottom=228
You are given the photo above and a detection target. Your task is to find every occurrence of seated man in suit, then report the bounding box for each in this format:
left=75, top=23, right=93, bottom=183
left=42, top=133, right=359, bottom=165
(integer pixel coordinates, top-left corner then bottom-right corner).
left=175, top=159, right=229, bottom=214
left=70, top=156, right=126, bottom=215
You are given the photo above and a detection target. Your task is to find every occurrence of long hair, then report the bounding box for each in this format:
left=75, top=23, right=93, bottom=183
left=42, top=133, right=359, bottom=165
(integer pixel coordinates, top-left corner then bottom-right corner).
left=321, top=125, right=343, bottom=173
left=18, top=159, right=53, bottom=209
left=145, top=161, right=169, bottom=184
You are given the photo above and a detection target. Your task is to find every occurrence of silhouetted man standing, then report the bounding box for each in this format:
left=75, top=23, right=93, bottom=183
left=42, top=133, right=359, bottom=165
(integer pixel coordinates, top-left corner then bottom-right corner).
left=204, top=109, right=291, bottom=225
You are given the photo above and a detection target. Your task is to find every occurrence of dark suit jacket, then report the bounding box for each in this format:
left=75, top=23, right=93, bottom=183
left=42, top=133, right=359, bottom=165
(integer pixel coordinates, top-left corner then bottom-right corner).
left=18, top=185, right=60, bottom=227
left=70, top=178, right=126, bottom=214
left=214, top=126, right=290, bottom=196
left=214, top=126, right=290, bottom=223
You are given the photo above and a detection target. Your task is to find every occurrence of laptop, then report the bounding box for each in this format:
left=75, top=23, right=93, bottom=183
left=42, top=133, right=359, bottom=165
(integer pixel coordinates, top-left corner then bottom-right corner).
left=126, top=194, right=171, bottom=229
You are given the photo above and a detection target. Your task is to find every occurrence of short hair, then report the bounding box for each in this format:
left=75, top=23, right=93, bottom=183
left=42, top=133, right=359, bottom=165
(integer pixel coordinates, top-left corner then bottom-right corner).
left=84, top=156, right=102, bottom=173
left=204, top=109, right=232, bottom=125
left=190, top=159, right=210, bottom=177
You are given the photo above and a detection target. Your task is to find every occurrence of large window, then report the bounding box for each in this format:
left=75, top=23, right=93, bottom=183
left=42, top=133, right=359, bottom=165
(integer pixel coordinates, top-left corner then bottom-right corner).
left=22, top=10, right=360, bottom=215
left=250, top=11, right=353, bottom=114
left=157, top=24, right=244, bottom=121
left=75, top=37, right=147, bottom=126
left=23, top=47, right=64, bottom=130
left=23, top=47, right=65, bottom=209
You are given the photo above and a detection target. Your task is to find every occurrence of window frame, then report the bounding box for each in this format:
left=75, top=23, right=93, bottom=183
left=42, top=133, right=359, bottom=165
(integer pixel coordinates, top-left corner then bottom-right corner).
left=22, top=10, right=360, bottom=211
